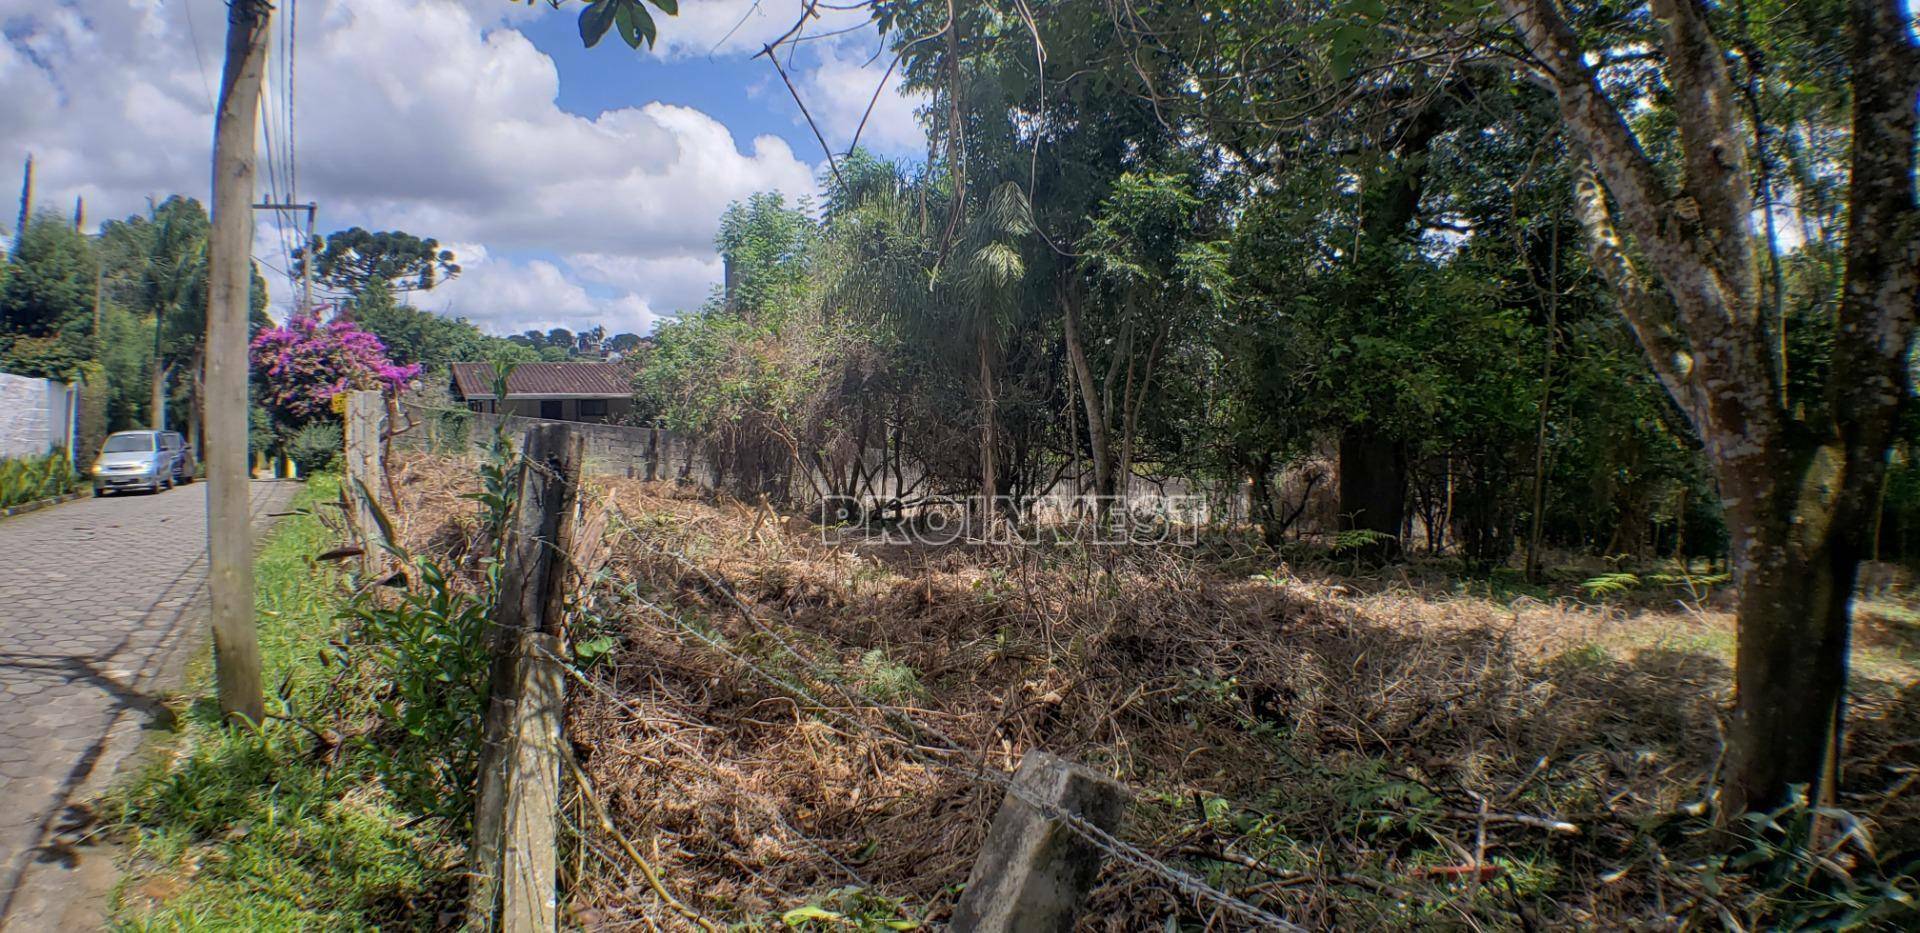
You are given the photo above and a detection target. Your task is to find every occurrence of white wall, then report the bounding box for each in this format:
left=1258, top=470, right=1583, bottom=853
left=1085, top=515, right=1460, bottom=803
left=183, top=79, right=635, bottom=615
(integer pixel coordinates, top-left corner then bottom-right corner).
left=0, top=372, right=72, bottom=460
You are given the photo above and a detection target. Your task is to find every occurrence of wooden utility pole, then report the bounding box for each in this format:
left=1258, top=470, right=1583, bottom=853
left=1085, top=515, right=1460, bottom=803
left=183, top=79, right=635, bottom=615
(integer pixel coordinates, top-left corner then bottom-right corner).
left=205, top=0, right=272, bottom=726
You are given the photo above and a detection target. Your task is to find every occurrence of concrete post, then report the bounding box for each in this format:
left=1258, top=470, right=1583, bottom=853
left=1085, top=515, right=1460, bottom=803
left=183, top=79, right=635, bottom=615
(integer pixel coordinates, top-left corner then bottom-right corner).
left=345, top=390, right=384, bottom=570
left=952, top=751, right=1130, bottom=933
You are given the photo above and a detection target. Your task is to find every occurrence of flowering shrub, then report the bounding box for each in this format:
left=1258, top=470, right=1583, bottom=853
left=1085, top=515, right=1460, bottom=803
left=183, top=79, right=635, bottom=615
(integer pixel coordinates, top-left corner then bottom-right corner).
left=250, top=314, right=421, bottom=424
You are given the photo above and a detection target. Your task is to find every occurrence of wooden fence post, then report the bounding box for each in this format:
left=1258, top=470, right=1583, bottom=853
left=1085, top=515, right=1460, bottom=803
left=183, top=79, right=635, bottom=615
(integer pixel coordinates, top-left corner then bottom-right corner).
left=499, top=630, right=566, bottom=932
left=345, top=390, right=384, bottom=570
left=645, top=420, right=661, bottom=482
left=951, top=751, right=1130, bottom=933
left=467, top=423, right=585, bottom=931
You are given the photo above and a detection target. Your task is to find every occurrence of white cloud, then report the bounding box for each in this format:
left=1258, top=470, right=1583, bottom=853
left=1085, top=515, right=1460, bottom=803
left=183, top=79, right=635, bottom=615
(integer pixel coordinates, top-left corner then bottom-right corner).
left=795, top=36, right=926, bottom=158
left=566, top=250, right=723, bottom=314
left=0, top=0, right=834, bottom=335
left=421, top=243, right=663, bottom=337
left=644, top=0, right=873, bottom=59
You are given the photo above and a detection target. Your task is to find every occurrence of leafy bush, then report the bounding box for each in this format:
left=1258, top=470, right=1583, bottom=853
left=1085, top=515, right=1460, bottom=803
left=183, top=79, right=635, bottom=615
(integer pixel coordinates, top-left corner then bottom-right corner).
left=287, top=422, right=343, bottom=476
left=0, top=449, right=79, bottom=508
left=345, top=554, right=493, bottom=821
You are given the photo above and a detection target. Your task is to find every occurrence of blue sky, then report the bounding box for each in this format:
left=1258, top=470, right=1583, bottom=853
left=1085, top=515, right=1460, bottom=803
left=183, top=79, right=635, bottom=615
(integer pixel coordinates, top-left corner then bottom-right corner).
left=520, top=14, right=809, bottom=158
left=0, top=0, right=925, bottom=336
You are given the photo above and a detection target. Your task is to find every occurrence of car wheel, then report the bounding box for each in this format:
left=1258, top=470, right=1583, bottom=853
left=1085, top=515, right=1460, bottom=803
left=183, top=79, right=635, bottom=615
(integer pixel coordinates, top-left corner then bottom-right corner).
left=93, top=486, right=106, bottom=498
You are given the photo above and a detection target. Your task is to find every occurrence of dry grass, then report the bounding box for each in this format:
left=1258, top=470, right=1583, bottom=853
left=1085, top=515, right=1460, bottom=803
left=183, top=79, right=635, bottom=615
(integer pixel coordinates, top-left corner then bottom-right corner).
left=385, top=454, right=1920, bottom=931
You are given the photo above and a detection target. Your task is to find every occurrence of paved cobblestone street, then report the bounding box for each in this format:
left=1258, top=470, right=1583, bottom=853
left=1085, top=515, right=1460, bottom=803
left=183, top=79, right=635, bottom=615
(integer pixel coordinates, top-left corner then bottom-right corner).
left=0, top=481, right=295, bottom=926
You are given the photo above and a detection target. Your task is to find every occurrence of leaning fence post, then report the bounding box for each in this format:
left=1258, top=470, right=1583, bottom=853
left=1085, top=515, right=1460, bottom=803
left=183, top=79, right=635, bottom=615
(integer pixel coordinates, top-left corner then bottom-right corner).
left=952, top=751, right=1130, bottom=933
left=467, top=423, right=585, bottom=931
left=344, top=390, right=384, bottom=572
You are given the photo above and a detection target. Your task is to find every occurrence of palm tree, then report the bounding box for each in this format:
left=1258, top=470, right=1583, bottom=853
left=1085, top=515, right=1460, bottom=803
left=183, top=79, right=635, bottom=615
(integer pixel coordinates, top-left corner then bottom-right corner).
left=826, top=164, right=1033, bottom=534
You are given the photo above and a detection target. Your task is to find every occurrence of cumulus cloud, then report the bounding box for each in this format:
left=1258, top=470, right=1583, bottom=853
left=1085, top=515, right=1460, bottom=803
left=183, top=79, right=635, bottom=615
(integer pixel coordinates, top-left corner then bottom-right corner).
left=0, top=0, right=887, bottom=335
left=795, top=36, right=926, bottom=158
left=419, top=243, right=663, bottom=336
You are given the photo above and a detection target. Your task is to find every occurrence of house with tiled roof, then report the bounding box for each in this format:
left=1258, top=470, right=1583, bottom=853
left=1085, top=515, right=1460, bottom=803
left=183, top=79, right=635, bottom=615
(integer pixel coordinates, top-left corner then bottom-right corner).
left=448, top=361, right=637, bottom=424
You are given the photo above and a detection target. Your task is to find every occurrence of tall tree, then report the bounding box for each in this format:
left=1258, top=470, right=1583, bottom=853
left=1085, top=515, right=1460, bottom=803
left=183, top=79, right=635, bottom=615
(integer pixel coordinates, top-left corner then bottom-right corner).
left=1496, top=0, right=1918, bottom=813
left=0, top=213, right=99, bottom=379
left=294, top=227, right=459, bottom=299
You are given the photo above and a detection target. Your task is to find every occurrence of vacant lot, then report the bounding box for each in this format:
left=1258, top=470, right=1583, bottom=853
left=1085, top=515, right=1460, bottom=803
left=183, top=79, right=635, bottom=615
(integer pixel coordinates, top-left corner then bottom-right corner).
left=374, top=455, right=1920, bottom=930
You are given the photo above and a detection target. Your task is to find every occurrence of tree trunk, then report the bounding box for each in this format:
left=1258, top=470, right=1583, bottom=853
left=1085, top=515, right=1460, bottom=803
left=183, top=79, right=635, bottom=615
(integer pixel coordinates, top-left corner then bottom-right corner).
left=204, top=0, right=271, bottom=727
left=1115, top=315, right=1166, bottom=504
left=150, top=360, right=173, bottom=430
left=1061, top=286, right=1112, bottom=502
left=1497, top=0, right=1918, bottom=815
left=976, top=318, right=997, bottom=533
left=1337, top=426, right=1404, bottom=560
left=1721, top=491, right=1860, bottom=815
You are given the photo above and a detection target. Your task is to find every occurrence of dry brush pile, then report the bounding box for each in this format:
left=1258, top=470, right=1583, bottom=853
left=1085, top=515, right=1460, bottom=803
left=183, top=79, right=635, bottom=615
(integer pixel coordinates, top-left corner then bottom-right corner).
left=384, top=454, right=1920, bottom=930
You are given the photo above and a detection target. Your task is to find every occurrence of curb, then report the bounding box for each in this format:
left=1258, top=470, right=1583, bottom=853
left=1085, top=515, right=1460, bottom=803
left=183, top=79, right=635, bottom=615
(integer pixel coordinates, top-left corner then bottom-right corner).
left=0, top=491, right=85, bottom=520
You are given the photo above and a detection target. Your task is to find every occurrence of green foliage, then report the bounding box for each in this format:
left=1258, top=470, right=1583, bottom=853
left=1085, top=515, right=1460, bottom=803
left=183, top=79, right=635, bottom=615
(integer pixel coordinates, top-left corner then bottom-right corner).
left=108, top=476, right=454, bottom=930
left=777, top=887, right=919, bottom=930
left=345, top=553, right=493, bottom=821
left=855, top=649, right=925, bottom=704
left=0, top=449, right=79, bottom=508
left=287, top=421, right=343, bottom=476
left=1653, top=790, right=1920, bottom=929
left=1577, top=570, right=1733, bottom=599
left=294, top=227, right=459, bottom=298
left=577, top=0, right=678, bottom=50
left=0, top=214, right=98, bottom=378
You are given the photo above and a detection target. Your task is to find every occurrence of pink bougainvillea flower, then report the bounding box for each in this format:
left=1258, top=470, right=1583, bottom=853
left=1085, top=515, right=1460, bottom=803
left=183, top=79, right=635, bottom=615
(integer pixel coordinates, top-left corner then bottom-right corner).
left=250, top=313, right=422, bottom=424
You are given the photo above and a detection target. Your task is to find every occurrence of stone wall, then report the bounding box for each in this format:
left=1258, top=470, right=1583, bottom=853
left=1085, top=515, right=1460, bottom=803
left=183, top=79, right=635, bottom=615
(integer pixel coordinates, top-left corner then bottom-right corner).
left=0, top=372, right=73, bottom=460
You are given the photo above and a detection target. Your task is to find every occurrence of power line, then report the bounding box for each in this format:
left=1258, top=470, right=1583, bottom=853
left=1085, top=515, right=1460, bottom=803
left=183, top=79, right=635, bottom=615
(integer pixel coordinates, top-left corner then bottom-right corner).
left=178, top=0, right=214, bottom=113
left=287, top=0, right=299, bottom=206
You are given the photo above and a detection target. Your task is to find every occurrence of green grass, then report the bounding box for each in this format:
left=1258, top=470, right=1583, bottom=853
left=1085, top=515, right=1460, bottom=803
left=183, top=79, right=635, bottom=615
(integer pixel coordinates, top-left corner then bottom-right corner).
left=107, top=474, right=459, bottom=931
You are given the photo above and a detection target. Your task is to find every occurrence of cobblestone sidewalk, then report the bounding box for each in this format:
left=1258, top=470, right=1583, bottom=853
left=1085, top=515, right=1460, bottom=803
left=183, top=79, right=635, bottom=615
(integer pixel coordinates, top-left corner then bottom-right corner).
left=0, top=481, right=296, bottom=929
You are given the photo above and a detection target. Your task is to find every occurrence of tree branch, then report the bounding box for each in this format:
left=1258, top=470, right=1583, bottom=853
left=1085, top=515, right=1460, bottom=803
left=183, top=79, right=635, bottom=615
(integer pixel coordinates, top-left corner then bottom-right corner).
left=1570, top=159, right=1703, bottom=424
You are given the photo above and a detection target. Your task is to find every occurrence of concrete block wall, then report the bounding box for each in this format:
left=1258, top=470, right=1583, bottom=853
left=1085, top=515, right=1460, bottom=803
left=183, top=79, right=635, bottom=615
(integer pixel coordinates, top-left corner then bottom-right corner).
left=395, top=405, right=711, bottom=485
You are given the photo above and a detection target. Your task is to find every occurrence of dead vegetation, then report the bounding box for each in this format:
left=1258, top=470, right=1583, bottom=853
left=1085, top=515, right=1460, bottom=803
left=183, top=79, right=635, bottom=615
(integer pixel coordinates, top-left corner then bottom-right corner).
left=384, top=454, right=1920, bottom=930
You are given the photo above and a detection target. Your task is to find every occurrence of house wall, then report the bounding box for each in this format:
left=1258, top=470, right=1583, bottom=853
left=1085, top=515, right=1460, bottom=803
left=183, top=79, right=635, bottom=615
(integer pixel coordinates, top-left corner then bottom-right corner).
left=475, top=397, right=632, bottom=424
left=0, top=372, right=75, bottom=460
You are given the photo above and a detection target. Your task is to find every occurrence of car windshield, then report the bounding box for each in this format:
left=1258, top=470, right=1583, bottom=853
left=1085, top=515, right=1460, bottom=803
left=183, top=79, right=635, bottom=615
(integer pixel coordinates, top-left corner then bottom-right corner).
left=102, top=435, right=155, bottom=453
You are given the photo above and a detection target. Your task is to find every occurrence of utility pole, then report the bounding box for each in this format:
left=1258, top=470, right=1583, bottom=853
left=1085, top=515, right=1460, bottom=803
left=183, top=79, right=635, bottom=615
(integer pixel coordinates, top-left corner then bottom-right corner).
left=253, top=201, right=317, bottom=315
left=206, top=0, right=273, bottom=726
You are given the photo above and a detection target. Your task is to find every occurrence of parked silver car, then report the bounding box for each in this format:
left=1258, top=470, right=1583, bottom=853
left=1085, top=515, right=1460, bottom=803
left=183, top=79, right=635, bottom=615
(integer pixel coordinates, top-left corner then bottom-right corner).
left=91, top=430, right=194, bottom=495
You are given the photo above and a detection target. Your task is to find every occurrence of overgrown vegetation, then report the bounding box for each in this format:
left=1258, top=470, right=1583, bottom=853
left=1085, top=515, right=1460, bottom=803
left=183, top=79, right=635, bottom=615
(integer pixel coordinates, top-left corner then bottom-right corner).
left=0, top=449, right=79, bottom=509
left=106, top=474, right=482, bottom=928
left=380, top=457, right=1918, bottom=929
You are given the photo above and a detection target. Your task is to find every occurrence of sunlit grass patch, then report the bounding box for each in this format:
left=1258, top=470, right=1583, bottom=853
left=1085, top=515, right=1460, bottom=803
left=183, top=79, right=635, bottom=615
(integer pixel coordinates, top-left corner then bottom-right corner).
left=107, top=474, right=460, bottom=931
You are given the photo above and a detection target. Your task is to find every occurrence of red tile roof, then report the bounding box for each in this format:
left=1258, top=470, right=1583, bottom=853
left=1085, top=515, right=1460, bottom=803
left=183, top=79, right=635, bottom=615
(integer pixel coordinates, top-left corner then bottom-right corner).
left=449, top=361, right=636, bottom=399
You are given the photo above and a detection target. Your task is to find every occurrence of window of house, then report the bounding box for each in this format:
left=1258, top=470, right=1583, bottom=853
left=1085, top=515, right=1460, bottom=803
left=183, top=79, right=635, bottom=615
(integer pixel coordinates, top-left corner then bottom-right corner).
left=578, top=399, right=609, bottom=418
left=540, top=400, right=563, bottom=419
left=468, top=400, right=485, bottom=413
